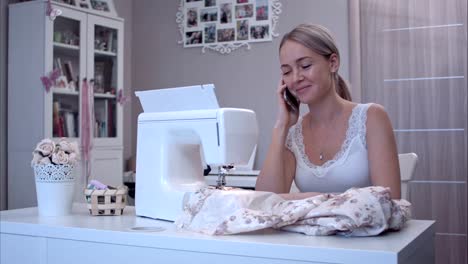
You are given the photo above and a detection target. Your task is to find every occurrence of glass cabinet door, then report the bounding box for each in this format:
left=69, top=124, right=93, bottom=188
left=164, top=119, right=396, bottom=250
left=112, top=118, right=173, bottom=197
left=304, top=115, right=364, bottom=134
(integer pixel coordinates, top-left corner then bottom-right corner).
left=51, top=10, right=86, bottom=139
left=93, top=24, right=118, bottom=138
left=88, top=15, right=123, bottom=144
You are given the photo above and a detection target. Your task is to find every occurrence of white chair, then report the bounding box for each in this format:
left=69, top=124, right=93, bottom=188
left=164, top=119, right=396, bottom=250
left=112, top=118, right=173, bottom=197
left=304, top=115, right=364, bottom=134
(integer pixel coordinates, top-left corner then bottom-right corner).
left=398, top=153, right=418, bottom=200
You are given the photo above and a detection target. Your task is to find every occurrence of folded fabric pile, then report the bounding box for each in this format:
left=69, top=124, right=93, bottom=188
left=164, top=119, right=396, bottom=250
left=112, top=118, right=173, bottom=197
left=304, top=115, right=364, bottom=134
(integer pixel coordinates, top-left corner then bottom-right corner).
left=176, top=186, right=411, bottom=236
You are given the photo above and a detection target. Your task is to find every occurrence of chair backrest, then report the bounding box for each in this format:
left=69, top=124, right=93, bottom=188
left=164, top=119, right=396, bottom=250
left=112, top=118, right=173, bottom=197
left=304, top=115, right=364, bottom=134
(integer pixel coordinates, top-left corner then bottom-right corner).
left=399, top=153, right=418, bottom=200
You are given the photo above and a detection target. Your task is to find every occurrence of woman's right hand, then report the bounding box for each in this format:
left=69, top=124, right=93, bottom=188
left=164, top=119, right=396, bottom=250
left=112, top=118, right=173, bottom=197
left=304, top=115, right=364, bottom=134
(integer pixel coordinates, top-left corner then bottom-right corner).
left=275, top=80, right=299, bottom=130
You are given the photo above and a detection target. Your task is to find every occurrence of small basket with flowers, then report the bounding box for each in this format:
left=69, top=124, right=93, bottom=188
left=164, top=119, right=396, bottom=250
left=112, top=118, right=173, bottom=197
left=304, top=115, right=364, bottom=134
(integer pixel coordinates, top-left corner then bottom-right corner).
left=84, top=180, right=128, bottom=216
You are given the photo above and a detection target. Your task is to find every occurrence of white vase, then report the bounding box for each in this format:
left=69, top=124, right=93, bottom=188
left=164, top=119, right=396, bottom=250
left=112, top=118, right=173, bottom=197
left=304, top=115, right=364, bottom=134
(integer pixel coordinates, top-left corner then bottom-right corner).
left=33, top=164, right=75, bottom=216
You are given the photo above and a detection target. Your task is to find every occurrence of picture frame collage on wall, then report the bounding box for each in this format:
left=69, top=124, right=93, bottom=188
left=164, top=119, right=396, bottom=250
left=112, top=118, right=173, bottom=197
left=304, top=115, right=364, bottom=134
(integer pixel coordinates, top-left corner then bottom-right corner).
left=177, top=0, right=282, bottom=54
left=52, top=0, right=117, bottom=17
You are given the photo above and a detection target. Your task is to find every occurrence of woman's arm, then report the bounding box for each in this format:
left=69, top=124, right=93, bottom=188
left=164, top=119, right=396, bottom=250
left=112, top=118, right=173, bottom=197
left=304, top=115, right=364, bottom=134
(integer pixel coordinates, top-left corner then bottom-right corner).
left=366, top=104, right=401, bottom=199
left=255, top=125, right=296, bottom=193
left=256, top=80, right=299, bottom=193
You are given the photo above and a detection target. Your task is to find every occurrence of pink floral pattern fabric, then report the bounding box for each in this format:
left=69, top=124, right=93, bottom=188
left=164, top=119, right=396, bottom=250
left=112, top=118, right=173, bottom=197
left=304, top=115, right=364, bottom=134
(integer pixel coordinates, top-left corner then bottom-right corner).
left=176, top=186, right=411, bottom=236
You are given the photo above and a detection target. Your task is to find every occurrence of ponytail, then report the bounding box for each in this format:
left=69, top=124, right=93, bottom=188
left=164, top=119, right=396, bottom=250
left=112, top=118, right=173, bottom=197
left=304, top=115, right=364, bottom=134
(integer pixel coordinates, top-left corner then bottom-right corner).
left=336, top=74, right=352, bottom=101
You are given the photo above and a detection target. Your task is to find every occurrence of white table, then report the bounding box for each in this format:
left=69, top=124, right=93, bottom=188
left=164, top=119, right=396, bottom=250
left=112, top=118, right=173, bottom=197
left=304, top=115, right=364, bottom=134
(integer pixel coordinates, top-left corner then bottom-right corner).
left=0, top=204, right=434, bottom=264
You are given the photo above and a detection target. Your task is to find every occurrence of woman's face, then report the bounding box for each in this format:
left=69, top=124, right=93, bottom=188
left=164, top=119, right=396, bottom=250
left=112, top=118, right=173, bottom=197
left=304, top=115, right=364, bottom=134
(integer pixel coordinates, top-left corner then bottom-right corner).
left=279, top=40, right=337, bottom=104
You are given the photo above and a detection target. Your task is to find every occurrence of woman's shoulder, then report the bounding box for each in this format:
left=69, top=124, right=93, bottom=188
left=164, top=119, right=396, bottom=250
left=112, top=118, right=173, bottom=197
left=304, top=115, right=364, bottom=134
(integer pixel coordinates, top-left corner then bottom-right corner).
left=364, top=103, right=394, bottom=134
left=366, top=103, right=389, bottom=120
left=336, top=101, right=386, bottom=124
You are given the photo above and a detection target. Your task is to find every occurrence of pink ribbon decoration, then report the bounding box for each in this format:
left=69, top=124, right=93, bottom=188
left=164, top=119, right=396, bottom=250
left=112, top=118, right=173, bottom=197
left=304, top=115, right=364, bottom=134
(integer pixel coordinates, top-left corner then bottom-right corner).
left=40, top=68, right=61, bottom=93
left=46, top=0, right=62, bottom=21
left=81, top=78, right=94, bottom=183
left=117, top=89, right=129, bottom=105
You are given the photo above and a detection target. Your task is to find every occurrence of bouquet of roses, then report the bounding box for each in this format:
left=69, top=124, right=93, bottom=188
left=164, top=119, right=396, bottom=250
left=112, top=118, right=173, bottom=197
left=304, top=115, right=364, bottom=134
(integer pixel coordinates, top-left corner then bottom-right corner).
left=31, top=138, right=80, bottom=167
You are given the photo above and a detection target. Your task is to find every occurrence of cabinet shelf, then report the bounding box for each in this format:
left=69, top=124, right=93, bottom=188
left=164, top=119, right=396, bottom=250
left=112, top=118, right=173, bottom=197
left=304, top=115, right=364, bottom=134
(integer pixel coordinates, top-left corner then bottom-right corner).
left=94, top=93, right=116, bottom=99
left=52, top=88, right=79, bottom=96
left=54, top=42, right=80, bottom=51
left=95, top=49, right=117, bottom=57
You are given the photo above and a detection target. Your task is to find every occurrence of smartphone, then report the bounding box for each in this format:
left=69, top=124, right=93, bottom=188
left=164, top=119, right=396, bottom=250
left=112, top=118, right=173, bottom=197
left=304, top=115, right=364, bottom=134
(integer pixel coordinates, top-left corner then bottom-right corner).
left=283, top=88, right=299, bottom=112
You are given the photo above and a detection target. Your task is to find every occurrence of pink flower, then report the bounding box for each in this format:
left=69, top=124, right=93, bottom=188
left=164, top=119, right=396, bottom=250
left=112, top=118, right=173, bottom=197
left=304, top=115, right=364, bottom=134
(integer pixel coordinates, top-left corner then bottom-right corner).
left=34, top=138, right=55, bottom=157
left=52, top=150, right=69, bottom=165
left=31, top=152, right=43, bottom=166
left=57, top=138, right=80, bottom=156
left=31, top=138, right=80, bottom=167
left=31, top=151, right=52, bottom=165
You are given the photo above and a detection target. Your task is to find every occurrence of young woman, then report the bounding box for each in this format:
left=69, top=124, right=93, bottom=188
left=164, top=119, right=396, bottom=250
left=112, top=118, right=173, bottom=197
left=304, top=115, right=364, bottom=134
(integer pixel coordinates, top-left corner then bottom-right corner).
left=256, top=24, right=401, bottom=199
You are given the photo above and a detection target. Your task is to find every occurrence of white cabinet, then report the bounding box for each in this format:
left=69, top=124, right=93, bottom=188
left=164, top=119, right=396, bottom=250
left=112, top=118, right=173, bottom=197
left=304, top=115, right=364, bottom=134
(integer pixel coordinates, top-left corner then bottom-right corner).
left=0, top=205, right=436, bottom=264
left=0, top=234, right=47, bottom=264
left=7, top=1, right=124, bottom=209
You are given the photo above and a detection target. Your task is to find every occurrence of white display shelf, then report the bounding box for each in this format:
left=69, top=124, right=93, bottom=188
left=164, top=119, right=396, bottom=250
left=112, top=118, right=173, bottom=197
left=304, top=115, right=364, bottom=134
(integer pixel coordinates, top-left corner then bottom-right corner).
left=53, top=42, right=80, bottom=51
left=94, top=49, right=117, bottom=57
left=8, top=0, right=124, bottom=210
left=94, top=92, right=116, bottom=99
left=52, top=87, right=79, bottom=96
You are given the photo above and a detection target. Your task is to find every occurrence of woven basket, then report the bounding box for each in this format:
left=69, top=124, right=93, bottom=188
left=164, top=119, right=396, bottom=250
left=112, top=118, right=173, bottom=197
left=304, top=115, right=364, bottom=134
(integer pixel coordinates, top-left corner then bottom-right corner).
left=84, top=186, right=128, bottom=216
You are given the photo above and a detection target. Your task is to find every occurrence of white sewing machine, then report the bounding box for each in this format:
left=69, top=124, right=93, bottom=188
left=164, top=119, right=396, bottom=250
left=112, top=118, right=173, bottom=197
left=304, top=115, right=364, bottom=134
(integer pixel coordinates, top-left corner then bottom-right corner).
left=135, top=85, right=258, bottom=221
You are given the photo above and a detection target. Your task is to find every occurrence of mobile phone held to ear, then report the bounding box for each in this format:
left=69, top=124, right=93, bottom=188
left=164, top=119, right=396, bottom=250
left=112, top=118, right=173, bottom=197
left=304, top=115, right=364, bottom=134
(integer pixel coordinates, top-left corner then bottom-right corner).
left=283, top=88, right=299, bottom=112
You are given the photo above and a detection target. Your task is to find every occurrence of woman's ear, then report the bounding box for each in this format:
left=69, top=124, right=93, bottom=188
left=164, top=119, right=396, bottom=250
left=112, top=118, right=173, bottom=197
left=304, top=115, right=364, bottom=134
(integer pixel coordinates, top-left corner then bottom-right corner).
left=329, top=53, right=340, bottom=73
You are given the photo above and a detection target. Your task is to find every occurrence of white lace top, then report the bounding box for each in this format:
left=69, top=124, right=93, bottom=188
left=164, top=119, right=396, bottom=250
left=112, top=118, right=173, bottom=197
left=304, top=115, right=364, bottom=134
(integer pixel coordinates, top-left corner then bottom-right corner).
left=286, top=103, right=372, bottom=193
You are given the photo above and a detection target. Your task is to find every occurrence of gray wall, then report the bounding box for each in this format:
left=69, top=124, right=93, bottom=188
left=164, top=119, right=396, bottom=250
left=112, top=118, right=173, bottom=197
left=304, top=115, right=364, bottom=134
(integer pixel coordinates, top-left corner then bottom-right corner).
left=113, top=0, right=133, bottom=168
left=1, top=0, right=9, bottom=211
left=131, top=0, right=350, bottom=169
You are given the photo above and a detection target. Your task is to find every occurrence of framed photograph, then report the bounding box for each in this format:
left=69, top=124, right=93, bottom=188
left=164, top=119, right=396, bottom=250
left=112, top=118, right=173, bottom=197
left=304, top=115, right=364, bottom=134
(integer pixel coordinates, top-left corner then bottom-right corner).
left=204, top=24, right=216, bottom=43
left=250, top=24, right=269, bottom=40
left=200, top=7, right=218, bottom=23
left=185, top=31, right=203, bottom=45
left=220, top=3, right=232, bottom=24
left=205, top=0, right=216, bottom=7
left=235, top=4, right=253, bottom=19
left=236, top=20, right=249, bottom=41
left=89, top=0, right=117, bottom=16
left=186, top=8, right=199, bottom=28
left=177, top=0, right=282, bottom=54
left=77, top=0, right=90, bottom=9
left=217, top=28, right=235, bottom=42
left=255, top=0, right=268, bottom=20
left=52, top=0, right=77, bottom=7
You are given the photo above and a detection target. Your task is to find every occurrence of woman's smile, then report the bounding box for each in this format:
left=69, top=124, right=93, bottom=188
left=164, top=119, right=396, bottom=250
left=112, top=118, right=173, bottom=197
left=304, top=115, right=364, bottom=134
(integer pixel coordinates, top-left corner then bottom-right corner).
left=294, top=84, right=312, bottom=97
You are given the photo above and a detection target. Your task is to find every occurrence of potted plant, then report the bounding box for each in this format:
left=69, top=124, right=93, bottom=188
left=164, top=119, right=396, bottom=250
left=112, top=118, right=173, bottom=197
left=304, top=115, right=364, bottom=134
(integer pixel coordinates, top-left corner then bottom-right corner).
left=31, top=138, right=80, bottom=216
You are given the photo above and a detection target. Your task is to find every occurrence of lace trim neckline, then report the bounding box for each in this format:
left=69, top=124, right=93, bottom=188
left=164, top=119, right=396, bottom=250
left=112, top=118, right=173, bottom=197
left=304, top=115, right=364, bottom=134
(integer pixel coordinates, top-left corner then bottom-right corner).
left=295, top=104, right=362, bottom=175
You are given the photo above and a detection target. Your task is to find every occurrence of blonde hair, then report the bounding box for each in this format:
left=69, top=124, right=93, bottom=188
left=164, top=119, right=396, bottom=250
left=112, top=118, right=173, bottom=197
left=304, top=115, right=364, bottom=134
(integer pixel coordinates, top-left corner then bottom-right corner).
left=279, top=24, right=352, bottom=101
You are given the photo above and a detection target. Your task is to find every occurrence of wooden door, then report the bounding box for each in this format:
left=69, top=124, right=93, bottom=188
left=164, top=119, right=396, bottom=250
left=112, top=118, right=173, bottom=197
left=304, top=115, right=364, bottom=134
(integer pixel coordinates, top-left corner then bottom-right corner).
left=357, top=0, right=467, bottom=263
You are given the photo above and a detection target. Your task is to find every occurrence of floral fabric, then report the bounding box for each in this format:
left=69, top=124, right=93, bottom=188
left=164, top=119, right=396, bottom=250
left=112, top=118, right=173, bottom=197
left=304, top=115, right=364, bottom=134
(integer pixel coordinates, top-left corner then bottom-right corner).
left=176, top=186, right=411, bottom=236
